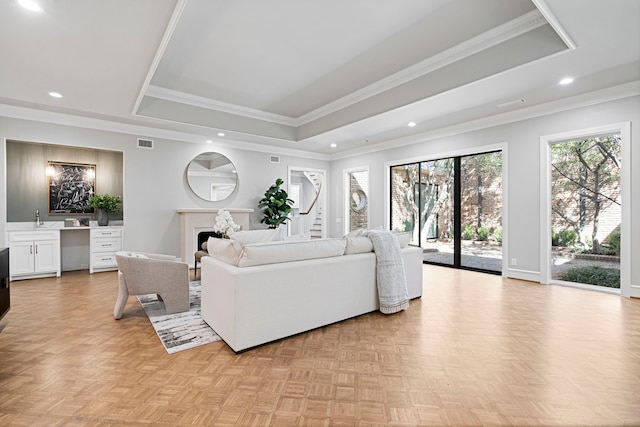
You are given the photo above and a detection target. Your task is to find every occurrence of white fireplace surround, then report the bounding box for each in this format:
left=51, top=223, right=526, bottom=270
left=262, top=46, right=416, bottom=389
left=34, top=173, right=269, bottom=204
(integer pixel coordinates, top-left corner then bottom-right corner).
left=177, top=208, right=253, bottom=267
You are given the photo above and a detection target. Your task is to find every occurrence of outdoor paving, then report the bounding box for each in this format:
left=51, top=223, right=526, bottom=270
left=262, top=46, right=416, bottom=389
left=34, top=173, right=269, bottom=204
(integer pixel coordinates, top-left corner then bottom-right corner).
left=421, top=241, right=620, bottom=278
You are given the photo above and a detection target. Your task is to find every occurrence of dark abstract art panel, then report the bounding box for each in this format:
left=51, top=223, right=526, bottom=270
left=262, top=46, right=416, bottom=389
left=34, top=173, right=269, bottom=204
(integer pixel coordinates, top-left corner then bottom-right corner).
left=48, top=162, right=96, bottom=214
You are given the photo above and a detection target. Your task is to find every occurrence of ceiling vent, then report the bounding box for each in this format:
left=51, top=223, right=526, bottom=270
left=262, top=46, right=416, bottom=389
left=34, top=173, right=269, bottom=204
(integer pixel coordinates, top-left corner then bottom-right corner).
left=270, top=155, right=280, bottom=164
left=497, top=98, right=526, bottom=108
left=137, top=138, right=154, bottom=149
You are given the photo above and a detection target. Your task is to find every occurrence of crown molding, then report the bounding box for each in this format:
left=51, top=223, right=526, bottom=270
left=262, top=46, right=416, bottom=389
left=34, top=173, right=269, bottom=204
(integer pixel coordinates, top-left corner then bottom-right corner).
left=530, top=0, right=576, bottom=49
left=0, top=103, right=330, bottom=161
left=297, top=9, right=549, bottom=126
left=132, top=0, right=188, bottom=115
left=138, top=9, right=551, bottom=130
left=329, top=81, right=640, bottom=161
left=145, top=85, right=298, bottom=127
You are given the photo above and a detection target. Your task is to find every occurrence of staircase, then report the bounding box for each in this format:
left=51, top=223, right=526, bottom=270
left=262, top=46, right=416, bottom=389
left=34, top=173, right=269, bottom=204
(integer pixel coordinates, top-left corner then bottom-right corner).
left=301, top=171, right=324, bottom=239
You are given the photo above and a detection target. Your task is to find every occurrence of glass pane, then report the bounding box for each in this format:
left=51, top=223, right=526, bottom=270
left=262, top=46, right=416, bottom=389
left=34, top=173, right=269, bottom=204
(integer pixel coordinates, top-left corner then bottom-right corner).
left=347, top=169, right=369, bottom=232
left=419, top=159, right=454, bottom=266
left=550, top=135, right=621, bottom=289
left=390, top=164, right=419, bottom=243
left=459, top=152, right=503, bottom=272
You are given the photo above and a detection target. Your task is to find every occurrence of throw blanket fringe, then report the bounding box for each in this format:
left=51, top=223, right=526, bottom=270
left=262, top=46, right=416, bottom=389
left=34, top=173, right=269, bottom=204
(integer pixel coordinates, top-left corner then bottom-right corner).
left=364, top=230, right=409, bottom=314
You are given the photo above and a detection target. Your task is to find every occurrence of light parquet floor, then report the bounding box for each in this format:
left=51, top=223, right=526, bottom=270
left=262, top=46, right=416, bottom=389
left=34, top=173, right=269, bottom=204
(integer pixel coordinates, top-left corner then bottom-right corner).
left=0, top=266, right=639, bottom=426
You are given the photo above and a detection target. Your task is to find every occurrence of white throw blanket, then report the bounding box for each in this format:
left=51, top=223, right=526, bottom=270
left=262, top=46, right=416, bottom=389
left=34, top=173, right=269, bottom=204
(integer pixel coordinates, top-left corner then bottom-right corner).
left=364, top=230, right=409, bottom=314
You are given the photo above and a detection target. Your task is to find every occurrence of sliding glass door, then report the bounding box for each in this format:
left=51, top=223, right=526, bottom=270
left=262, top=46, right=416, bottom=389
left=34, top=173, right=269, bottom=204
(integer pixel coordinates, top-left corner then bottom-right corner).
left=391, top=151, right=502, bottom=274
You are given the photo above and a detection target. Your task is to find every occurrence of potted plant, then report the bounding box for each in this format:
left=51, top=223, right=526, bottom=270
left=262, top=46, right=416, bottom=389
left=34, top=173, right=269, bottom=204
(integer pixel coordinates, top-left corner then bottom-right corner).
left=212, top=209, right=240, bottom=238
left=258, top=178, right=294, bottom=229
left=88, top=193, right=122, bottom=226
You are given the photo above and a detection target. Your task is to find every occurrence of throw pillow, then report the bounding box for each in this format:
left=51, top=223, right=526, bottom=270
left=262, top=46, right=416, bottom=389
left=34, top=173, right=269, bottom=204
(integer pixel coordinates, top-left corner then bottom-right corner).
left=393, top=231, right=411, bottom=248
left=207, top=237, right=243, bottom=265
left=344, top=236, right=373, bottom=254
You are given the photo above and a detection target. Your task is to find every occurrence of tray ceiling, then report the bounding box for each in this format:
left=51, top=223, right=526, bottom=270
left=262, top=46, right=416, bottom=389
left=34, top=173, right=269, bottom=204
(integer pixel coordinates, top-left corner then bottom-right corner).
left=1, top=0, right=638, bottom=156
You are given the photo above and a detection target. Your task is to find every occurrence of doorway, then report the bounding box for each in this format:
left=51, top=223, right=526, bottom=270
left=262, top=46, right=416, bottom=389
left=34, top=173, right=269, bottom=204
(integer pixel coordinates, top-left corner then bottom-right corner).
left=390, top=150, right=503, bottom=274
left=541, top=123, right=631, bottom=295
left=287, top=167, right=327, bottom=239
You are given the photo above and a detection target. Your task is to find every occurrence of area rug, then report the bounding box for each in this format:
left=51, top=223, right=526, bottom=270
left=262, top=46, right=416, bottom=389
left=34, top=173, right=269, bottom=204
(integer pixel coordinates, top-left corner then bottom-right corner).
left=137, top=280, right=221, bottom=354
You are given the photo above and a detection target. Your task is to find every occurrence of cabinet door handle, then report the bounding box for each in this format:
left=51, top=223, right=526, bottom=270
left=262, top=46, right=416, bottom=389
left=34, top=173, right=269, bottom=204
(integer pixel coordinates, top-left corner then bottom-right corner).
left=30, top=245, right=33, bottom=255
left=35, top=245, right=38, bottom=254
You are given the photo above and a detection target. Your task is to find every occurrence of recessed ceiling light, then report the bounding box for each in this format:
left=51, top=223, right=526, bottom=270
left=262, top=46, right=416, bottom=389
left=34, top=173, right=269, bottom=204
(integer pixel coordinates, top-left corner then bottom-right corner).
left=48, top=92, right=63, bottom=98
left=559, top=77, right=574, bottom=85
left=407, top=122, right=416, bottom=127
left=206, top=139, right=213, bottom=143
left=217, top=132, right=225, bottom=137
left=18, top=0, right=42, bottom=12
left=330, top=143, right=337, bottom=148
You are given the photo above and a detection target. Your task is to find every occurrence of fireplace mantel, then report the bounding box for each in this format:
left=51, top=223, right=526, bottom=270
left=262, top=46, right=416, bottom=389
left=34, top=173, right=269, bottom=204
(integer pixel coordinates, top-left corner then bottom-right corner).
left=177, top=208, right=253, bottom=267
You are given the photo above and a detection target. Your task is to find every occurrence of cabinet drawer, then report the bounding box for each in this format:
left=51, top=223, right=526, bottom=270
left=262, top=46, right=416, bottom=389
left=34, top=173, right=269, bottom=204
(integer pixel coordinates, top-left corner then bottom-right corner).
left=90, top=228, right=121, bottom=239
left=9, top=230, right=59, bottom=242
left=91, top=238, right=121, bottom=252
left=92, top=253, right=117, bottom=268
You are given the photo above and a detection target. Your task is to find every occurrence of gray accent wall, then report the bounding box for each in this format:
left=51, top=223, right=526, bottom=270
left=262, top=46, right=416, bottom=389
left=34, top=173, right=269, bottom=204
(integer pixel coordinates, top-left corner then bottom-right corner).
left=6, top=140, right=123, bottom=222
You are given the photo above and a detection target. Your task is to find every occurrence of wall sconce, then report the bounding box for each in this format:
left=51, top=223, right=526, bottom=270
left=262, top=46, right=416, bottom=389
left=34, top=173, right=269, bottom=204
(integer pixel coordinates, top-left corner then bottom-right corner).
left=45, top=163, right=55, bottom=177
left=86, top=168, right=95, bottom=180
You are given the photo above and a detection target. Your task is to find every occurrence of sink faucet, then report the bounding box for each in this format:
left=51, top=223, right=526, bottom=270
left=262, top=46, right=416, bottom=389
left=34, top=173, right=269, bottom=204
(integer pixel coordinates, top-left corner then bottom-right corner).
left=35, top=209, right=40, bottom=228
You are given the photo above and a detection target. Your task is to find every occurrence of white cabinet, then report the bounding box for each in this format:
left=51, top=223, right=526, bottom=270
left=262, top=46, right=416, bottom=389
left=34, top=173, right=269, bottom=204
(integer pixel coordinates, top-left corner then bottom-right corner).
left=8, top=230, right=61, bottom=280
left=90, top=227, right=122, bottom=273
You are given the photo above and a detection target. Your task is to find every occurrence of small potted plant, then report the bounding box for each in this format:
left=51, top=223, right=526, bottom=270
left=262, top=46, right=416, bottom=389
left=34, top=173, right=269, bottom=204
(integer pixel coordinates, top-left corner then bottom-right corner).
left=88, top=193, right=122, bottom=226
left=258, top=178, right=294, bottom=229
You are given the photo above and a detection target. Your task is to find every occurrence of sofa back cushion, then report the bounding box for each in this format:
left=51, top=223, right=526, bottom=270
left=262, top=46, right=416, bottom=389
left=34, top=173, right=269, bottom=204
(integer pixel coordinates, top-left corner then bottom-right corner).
left=228, top=229, right=282, bottom=245
left=237, top=238, right=346, bottom=267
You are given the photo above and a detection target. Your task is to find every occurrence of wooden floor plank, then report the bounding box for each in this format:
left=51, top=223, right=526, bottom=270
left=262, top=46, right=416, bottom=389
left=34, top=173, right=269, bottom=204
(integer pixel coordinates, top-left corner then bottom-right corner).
left=0, top=267, right=639, bottom=425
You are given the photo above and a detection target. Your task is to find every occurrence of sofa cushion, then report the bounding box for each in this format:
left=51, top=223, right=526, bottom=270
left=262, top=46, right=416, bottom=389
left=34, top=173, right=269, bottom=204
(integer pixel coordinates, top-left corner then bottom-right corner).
left=344, top=229, right=411, bottom=251
left=228, top=229, right=282, bottom=245
left=207, top=237, right=243, bottom=265
left=394, top=231, right=411, bottom=248
left=344, top=236, right=373, bottom=254
left=237, top=238, right=346, bottom=267
left=283, top=232, right=311, bottom=242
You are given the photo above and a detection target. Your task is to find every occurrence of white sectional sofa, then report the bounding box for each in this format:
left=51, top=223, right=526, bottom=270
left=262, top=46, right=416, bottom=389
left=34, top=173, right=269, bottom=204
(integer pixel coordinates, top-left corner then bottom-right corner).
left=201, top=232, right=423, bottom=352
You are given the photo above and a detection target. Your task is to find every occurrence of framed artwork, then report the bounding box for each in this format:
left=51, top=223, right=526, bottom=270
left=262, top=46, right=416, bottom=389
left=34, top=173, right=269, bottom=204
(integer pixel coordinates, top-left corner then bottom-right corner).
left=48, top=162, right=96, bottom=214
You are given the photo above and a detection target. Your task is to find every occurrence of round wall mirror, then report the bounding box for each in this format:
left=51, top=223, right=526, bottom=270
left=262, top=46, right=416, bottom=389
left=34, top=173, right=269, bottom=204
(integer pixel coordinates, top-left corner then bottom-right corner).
left=187, top=152, right=238, bottom=201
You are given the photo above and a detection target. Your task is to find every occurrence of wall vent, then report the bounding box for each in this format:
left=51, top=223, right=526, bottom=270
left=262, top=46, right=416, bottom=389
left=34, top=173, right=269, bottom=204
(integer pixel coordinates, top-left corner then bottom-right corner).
left=270, top=155, right=280, bottom=164
left=137, top=138, right=154, bottom=149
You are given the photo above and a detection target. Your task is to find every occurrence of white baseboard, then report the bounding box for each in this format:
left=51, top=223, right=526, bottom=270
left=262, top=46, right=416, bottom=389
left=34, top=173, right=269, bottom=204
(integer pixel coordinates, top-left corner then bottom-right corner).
left=505, top=268, right=540, bottom=283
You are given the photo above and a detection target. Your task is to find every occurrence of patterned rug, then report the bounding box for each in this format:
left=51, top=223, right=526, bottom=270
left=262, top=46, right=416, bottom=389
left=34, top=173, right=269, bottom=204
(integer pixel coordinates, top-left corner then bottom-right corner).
left=137, top=280, right=221, bottom=354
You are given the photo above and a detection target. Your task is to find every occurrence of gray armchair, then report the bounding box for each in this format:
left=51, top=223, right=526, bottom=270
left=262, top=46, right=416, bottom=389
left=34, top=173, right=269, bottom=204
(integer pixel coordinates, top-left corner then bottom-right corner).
left=114, top=251, right=190, bottom=320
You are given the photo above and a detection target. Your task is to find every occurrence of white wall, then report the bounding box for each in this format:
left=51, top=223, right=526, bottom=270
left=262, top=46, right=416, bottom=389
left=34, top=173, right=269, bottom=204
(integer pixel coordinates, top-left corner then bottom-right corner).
left=1, top=95, right=638, bottom=295
left=0, top=117, right=329, bottom=258
left=328, top=96, right=640, bottom=293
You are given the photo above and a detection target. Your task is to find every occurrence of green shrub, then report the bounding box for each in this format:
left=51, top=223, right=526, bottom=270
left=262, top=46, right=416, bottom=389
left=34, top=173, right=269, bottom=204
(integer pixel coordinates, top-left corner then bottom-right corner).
left=558, top=266, right=620, bottom=288
left=552, top=229, right=578, bottom=247
left=476, top=224, right=490, bottom=241
left=605, top=231, right=621, bottom=256
left=493, top=227, right=502, bottom=243
left=462, top=224, right=474, bottom=240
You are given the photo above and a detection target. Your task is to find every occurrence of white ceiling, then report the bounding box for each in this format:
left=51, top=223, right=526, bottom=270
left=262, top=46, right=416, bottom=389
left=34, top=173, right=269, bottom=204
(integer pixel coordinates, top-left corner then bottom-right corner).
left=1, top=0, right=638, bottom=157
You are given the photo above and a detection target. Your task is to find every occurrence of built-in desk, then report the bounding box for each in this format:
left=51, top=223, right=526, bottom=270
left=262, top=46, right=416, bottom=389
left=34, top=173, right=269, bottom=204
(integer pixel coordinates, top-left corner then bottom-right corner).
left=6, top=222, right=123, bottom=281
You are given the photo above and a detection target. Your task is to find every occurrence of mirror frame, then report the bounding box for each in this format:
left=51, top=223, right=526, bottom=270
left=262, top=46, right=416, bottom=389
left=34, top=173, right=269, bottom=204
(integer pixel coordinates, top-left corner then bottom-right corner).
left=186, top=152, right=238, bottom=201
